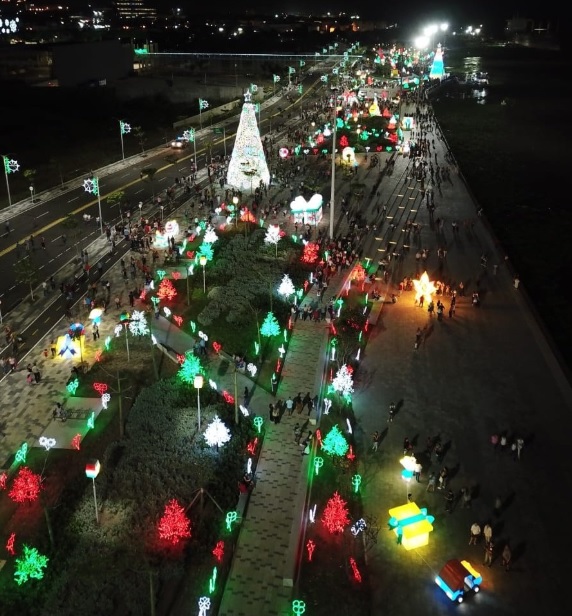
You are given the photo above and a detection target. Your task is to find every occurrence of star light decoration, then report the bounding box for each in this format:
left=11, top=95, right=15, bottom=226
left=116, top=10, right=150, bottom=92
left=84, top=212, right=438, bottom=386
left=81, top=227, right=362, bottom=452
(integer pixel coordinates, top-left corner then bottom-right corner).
left=413, top=271, right=437, bottom=304
left=332, top=364, right=354, bottom=399
left=14, top=545, right=49, bottom=585
left=82, top=177, right=99, bottom=195
left=278, top=274, right=295, bottom=298
left=3, top=157, right=20, bottom=173
left=204, top=416, right=231, bottom=448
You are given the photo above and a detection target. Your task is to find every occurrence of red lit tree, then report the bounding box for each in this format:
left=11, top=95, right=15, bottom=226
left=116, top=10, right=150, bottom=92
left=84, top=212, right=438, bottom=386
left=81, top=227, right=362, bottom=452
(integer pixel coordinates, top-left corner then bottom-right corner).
left=157, top=279, right=177, bottom=301
left=339, top=135, right=349, bottom=148
left=158, top=499, right=191, bottom=545
left=9, top=467, right=42, bottom=503
left=301, top=242, right=320, bottom=264
left=321, top=491, right=350, bottom=534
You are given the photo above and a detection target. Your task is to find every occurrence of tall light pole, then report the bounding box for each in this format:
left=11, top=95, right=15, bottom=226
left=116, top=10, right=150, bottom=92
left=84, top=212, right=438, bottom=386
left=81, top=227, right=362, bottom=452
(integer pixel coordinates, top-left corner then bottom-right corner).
left=119, top=120, right=131, bottom=161
left=83, top=176, right=104, bottom=235
left=200, top=255, right=207, bottom=293
left=194, top=374, right=204, bottom=430
left=2, top=155, right=19, bottom=207
left=183, top=128, right=197, bottom=172
left=329, top=91, right=338, bottom=240
left=85, top=459, right=101, bottom=523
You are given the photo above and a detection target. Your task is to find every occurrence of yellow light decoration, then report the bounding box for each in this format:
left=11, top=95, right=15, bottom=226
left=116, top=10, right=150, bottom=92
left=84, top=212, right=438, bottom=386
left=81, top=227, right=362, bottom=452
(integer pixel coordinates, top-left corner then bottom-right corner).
left=342, top=146, right=356, bottom=166
left=56, top=334, right=85, bottom=361
left=412, top=271, right=437, bottom=304
left=400, top=455, right=417, bottom=473
left=388, top=502, right=434, bottom=551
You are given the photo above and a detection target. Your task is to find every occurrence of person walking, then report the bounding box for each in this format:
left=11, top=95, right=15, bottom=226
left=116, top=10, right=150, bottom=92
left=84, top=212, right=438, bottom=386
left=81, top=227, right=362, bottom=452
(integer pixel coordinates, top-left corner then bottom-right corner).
left=50, top=339, right=57, bottom=358
left=414, top=461, right=422, bottom=482
left=388, top=401, right=396, bottom=422
left=92, top=323, right=100, bottom=341
left=483, top=523, right=493, bottom=547
left=415, top=327, right=422, bottom=349
left=501, top=544, right=512, bottom=571
left=32, top=362, right=41, bottom=383
left=372, top=431, right=380, bottom=452
left=285, top=396, right=294, bottom=416
left=484, top=540, right=494, bottom=567
left=293, top=423, right=301, bottom=444
left=469, top=522, right=481, bottom=545
left=460, top=486, right=472, bottom=508
left=426, top=473, right=436, bottom=492
left=444, top=489, right=455, bottom=513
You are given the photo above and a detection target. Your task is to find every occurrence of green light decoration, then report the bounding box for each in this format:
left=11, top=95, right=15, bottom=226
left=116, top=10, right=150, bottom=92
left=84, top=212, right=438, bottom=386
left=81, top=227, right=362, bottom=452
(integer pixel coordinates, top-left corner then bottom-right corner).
left=83, top=177, right=99, bottom=196
left=156, top=270, right=166, bottom=280
left=336, top=117, right=345, bottom=129
left=120, top=120, right=131, bottom=135
left=358, top=331, right=363, bottom=342
left=14, top=545, right=49, bottom=585
left=104, top=335, right=111, bottom=350
left=134, top=48, right=148, bottom=54
left=260, top=312, right=280, bottom=338
left=87, top=411, right=95, bottom=430
left=292, top=599, right=306, bottom=616
left=190, top=320, right=197, bottom=333
left=183, top=128, right=195, bottom=142
left=283, top=329, right=288, bottom=342
left=151, top=296, right=160, bottom=306
left=352, top=474, right=362, bottom=493
left=198, top=243, right=214, bottom=261
left=314, top=457, right=324, bottom=475
left=359, top=130, right=371, bottom=141
left=253, top=416, right=264, bottom=433
left=178, top=351, right=203, bottom=384
left=294, top=145, right=302, bottom=156
left=296, top=289, right=304, bottom=299
left=226, top=511, right=238, bottom=531
left=3, top=156, right=19, bottom=174
left=298, top=84, right=303, bottom=94
left=254, top=341, right=260, bottom=355
left=67, top=378, right=79, bottom=395
left=208, top=566, right=218, bottom=594
left=322, top=425, right=349, bottom=457
left=15, top=442, right=28, bottom=464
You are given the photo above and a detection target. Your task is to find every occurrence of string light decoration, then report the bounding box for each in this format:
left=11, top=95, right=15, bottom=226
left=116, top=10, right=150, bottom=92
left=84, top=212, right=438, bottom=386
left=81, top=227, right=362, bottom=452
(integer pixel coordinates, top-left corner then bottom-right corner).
left=349, top=557, right=362, bottom=583
left=203, top=226, right=218, bottom=244
left=158, top=499, right=192, bottom=545
left=226, top=91, right=270, bottom=191
left=129, top=310, right=150, bottom=336
left=71, top=434, right=82, bottom=450
left=322, top=425, right=349, bottom=457
left=198, top=242, right=214, bottom=262
left=6, top=532, right=16, bottom=555
left=321, top=491, right=350, bottom=534
left=204, top=416, right=231, bottom=448
left=9, top=467, right=42, bottom=503
left=301, top=242, right=320, bottom=264
left=278, top=274, right=295, bottom=298
left=157, top=278, right=177, bottom=301
left=0, top=471, right=8, bottom=490
left=177, top=351, right=203, bottom=384
left=14, top=545, right=49, bottom=585
left=212, top=541, right=225, bottom=562
left=264, top=225, right=281, bottom=256
left=260, top=312, right=280, bottom=338
left=306, top=539, right=316, bottom=561
left=332, top=364, right=354, bottom=398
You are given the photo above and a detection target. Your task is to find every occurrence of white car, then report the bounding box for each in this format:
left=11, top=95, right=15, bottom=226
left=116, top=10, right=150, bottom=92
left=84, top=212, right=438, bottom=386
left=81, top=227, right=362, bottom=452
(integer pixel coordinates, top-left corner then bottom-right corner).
left=170, top=138, right=188, bottom=149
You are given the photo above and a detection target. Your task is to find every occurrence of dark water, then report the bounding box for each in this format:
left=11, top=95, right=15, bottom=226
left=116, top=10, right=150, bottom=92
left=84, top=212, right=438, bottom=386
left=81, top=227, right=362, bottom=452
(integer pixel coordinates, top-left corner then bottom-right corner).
left=431, top=45, right=572, bottom=370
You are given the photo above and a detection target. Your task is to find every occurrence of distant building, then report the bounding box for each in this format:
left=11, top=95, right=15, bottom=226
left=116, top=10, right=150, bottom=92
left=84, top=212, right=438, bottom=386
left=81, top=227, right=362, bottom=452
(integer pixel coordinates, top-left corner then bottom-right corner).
left=114, top=0, right=157, bottom=23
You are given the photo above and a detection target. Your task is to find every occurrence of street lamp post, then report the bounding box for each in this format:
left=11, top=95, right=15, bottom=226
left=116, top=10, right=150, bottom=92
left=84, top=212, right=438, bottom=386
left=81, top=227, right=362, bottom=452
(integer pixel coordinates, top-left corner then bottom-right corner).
left=329, top=91, right=338, bottom=240
left=138, top=201, right=143, bottom=221
left=85, top=459, right=101, bottom=523
left=160, top=205, right=164, bottom=221
left=29, top=185, right=34, bottom=203
left=199, top=255, right=207, bottom=293
left=83, top=176, right=104, bottom=235
left=119, top=120, right=131, bottom=161
left=2, top=155, right=18, bottom=207
left=194, top=374, right=204, bottom=430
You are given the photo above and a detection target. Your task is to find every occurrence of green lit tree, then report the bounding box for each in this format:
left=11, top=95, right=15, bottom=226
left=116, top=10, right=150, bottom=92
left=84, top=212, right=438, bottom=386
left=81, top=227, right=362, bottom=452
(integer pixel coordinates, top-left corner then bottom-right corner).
left=322, top=425, right=349, bottom=457
left=260, top=311, right=280, bottom=338
left=14, top=255, right=39, bottom=302
left=177, top=351, right=203, bottom=384
left=14, top=545, right=49, bottom=585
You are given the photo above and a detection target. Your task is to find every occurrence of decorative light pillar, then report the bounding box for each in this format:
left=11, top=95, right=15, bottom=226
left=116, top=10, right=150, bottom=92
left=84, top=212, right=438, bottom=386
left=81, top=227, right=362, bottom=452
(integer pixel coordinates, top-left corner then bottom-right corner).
left=194, top=374, right=204, bottom=430
left=85, top=459, right=101, bottom=523
left=200, top=255, right=207, bottom=293
left=119, top=120, right=131, bottom=160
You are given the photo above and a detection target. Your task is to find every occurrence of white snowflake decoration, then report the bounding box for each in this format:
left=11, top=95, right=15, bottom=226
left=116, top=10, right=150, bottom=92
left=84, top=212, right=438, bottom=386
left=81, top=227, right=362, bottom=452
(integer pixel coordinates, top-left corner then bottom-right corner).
left=265, top=225, right=281, bottom=246
left=278, top=274, right=295, bottom=297
left=114, top=324, right=123, bottom=337
left=203, top=227, right=218, bottom=244
left=246, top=363, right=257, bottom=377
left=128, top=310, right=149, bottom=336
left=332, top=364, right=354, bottom=397
left=198, top=596, right=211, bottom=616
left=323, top=398, right=332, bottom=414
left=83, top=178, right=97, bottom=194
left=101, top=393, right=111, bottom=409
left=163, top=307, right=171, bottom=317
left=204, top=416, right=231, bottom=448
left=39, top=436, right=56, bottom=451
left=6, top=159, right=19, bottom=173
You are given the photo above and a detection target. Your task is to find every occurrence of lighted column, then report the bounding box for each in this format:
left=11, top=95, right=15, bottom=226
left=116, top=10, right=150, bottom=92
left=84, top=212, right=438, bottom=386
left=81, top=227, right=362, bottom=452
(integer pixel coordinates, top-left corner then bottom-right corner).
left=85, top=459, right=101, bottom=523
left=194, top=374, right=204, bottom=430
left=200, top=255, right=207, bottom=293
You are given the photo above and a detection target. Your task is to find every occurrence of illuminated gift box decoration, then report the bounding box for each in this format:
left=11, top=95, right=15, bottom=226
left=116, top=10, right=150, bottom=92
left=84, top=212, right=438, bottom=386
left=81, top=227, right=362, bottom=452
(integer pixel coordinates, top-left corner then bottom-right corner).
left=388, top=502, right=434, bottom=550
left=153, top=220, right=180, bottom=248
left=290, top=194, right=323, bottom=225
left=435, top=559, right=482, bottom=603
left=56, top=333, right=85, bottom=360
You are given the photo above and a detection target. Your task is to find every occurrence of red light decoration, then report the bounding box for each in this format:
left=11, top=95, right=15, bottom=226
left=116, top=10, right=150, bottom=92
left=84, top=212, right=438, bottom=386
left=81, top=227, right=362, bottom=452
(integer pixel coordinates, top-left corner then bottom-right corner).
left=349, top=557, right=362, bottom=583
left=139, top=289, right=147, bottom=300
left=351, top=263, right=366, bottom=282
left=158, top=499, right=192, bottom=545
left=0, top=472, right=7, bottom=490
left=347, top=445, right=356, bottom=461
left=186, top=250, right=195, bottom=259
left=303, top=280, right=309, bottom=291
left=93, top=382, right=108, bottom=395
left=288, top=316, right=293, bottom=330
left=246, top=438, right=259, bottom=456
left=364, top=320, right=369, bottom=332
left=212, top=540, right=225, bottom=562
left=339, top=135, right=349, bottom=147
left=301, top=243, right=320, bottom=264
left=240, top=209, right=257, bottom=223
left=172, top=271, right=182, bottom=280
left=315, top=429, right=322, bottom=447
left=313, top=148, right=319, bottom=155
left=275, top=359, right=282, bottom=372
left=306, top=539, right=316, bottom=562
left=176, top=354, right=185, bottom=365
left=321, top=491, right=350, bottom=534
left=173, top=315, right=183, bottom=327
left=212, top=341, right=222, bottom=354
left=9, top=467, right=42, bottom=503
left=222, top=391, right=234, bottom=404
left=346, top=365, right=354, bottom=375
left=330, top=324, right=337, bottom=336
left=157, top=278, right=177, bottom=301
left=71, top=434, right=81, bottom=451
left=6, top=532, right=16, bottom=556
left=376, top=145, right=382, bottom=152
left=94, top=350, right=103, bottom=362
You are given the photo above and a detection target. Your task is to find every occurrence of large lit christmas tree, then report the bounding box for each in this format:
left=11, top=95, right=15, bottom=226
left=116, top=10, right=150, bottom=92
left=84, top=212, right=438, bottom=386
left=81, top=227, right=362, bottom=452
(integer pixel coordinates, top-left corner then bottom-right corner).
left=429, top=43, right=445, bottom=80
left=226, top=91, right=270, bottom=192
left=321, top=491, right=350, bottom=534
